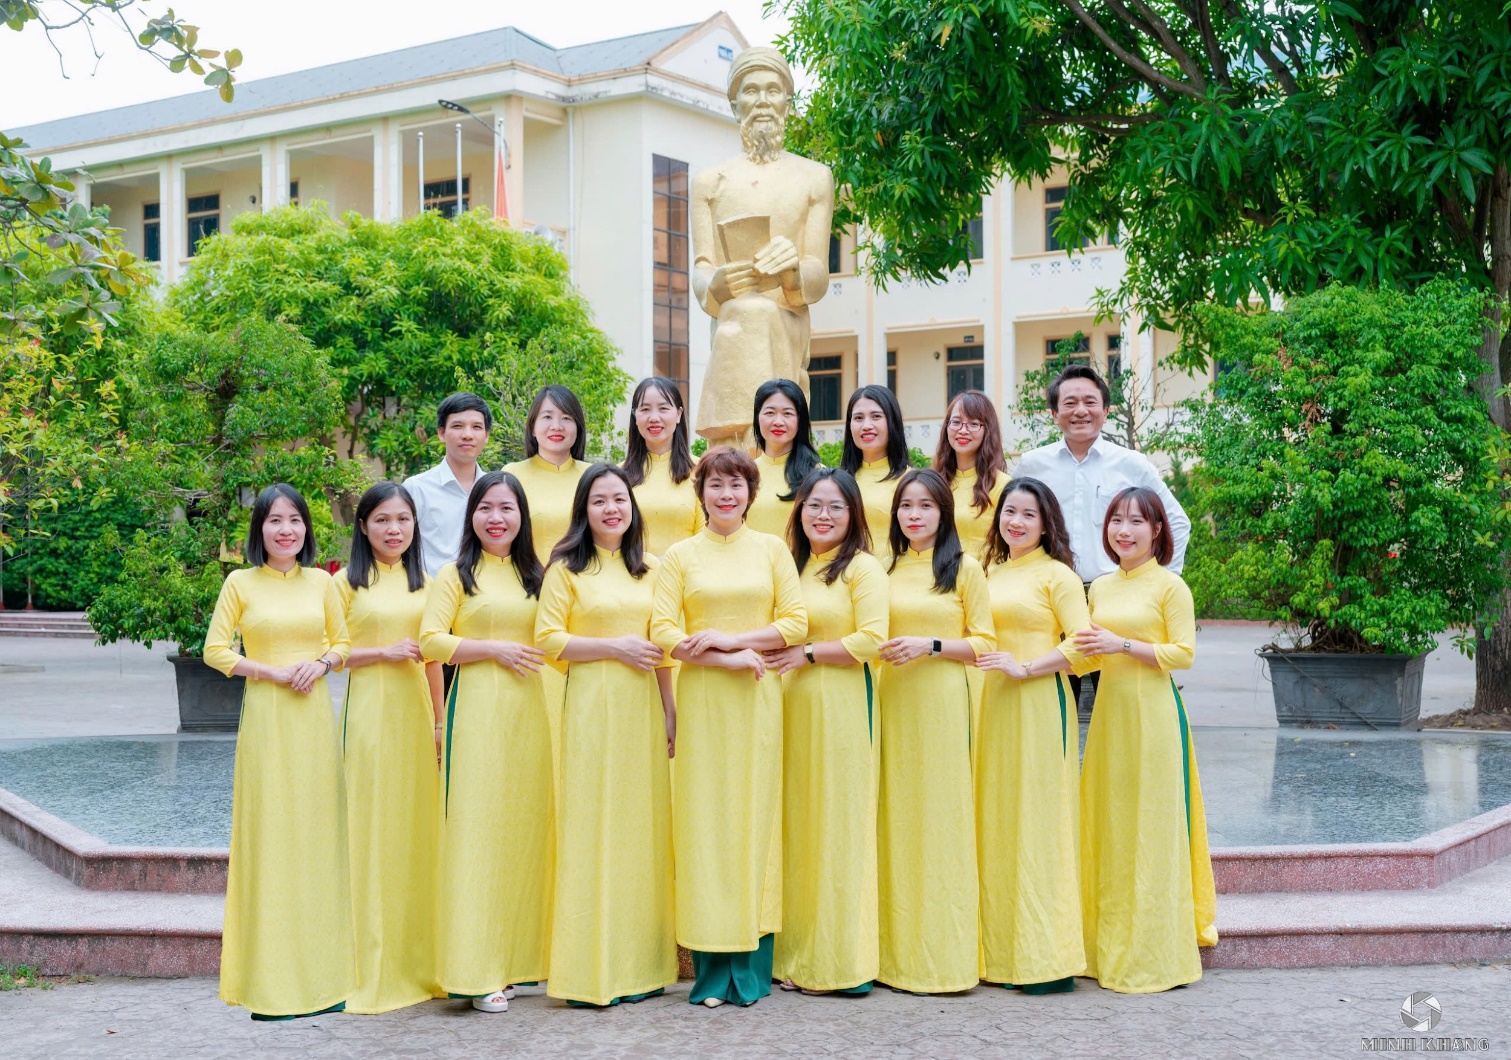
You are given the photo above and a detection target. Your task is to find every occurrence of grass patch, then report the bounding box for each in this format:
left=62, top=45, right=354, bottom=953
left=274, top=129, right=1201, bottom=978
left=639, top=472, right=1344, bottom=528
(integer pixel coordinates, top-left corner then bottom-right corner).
left=0, top=964, right=95, bottom=991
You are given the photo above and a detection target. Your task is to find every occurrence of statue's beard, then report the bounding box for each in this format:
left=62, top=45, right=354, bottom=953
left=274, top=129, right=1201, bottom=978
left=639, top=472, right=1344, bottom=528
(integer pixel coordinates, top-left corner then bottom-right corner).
left=740, top=110, right=786, bottom=165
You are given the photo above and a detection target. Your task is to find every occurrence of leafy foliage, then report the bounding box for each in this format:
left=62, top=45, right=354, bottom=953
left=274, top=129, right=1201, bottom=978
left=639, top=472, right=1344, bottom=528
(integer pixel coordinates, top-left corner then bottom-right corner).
left=1, top=486, right=145, bottom=609
left=1177, top=282, right=1504, bottom=655
left=88, top=319, right=364, bottom=654
left=169, top=205, right=629, bottom=478
left=2, top=1, right=239, bottom=340
left=783, top=1, right=1511, bottom=400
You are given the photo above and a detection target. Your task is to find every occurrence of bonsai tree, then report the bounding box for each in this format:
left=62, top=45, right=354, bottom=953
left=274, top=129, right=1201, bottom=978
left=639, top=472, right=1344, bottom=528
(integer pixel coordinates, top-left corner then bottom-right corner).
left=1180, top=281, right=1504, bottom=656
left=88, top=318, right=365, bottom=656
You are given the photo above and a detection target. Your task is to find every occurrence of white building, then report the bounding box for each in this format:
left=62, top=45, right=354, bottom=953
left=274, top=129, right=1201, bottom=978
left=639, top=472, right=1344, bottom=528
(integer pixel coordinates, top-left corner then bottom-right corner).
left=14, top=13, right=1210, bottom=451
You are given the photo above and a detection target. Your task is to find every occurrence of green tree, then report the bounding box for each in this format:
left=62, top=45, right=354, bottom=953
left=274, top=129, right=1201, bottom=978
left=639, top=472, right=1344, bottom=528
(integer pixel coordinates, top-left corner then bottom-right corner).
left=1178, top=281, right=1504, bottom=654
left=2, top=1, right=240, bottom=339
left=88, top=319, right=365, bottom=655
left=168, top=205, right=629, bottom=479
left=783, top=0, right=1511, bottom=709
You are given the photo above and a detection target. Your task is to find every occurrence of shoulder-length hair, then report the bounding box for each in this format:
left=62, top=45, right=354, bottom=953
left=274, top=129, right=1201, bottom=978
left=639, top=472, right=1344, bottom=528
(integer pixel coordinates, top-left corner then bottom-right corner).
left=840, top=384, right=909, bottom=481
left=245, top=483, right=317, bottom=568
left=549, top=463, right=650, bottom=579
left=887, top=467, right=963, bottom=594
left=456, top=471, right=543, bottom=598
left=933, top=389, right=1006, bottom=516
left=348, top=481, right=426, bottom=592
left=1102, top=486, right=1175, bottom=567
left=693, top=446, right=760, bottom=521
left=752, top=378, right=821, bottom=502
left=622, top=377, right=693, bottom=486
left=788, top=467, right=870, bottom=586
left=524, top=384, right=588, bottom=461
left=981, top=476, right=1075, bottom=572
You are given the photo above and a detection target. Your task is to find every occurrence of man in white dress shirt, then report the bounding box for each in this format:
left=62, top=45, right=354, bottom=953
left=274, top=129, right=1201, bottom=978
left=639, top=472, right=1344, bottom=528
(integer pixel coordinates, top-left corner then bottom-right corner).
left=1013, top=364, right=1191, bottom=714
left=403, top=392, right=492, bottom=579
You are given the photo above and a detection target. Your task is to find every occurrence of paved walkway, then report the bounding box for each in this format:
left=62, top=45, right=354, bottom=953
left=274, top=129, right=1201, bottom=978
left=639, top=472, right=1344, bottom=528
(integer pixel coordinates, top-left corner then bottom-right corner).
left=0, top=966, right=1506, bottom=1059
left=0, top=625, right=1478, bottom=739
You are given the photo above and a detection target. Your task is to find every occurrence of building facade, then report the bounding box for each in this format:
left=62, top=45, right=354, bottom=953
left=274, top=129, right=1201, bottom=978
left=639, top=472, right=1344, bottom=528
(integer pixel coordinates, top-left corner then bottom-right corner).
left=14, top=14, right=1210, bottom=453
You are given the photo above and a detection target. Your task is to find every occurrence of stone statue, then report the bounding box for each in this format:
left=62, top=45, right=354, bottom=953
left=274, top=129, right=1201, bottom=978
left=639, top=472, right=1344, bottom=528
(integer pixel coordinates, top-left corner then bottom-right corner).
left=691, top=46, right=835, bottom=444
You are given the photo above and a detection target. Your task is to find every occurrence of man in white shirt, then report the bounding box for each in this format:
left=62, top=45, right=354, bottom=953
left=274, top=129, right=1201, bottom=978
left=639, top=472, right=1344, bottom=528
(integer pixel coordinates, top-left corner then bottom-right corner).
left=403, top=392, right=492, bottom=579
left=1013, top=365, right=1191, bottom=716
left=1013, top=364, right=1190, bottom=582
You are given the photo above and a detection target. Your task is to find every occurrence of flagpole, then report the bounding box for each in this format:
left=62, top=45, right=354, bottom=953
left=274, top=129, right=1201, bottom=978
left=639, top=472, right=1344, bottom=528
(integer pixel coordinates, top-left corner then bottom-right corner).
left=455, top=122, right=464, bottom=215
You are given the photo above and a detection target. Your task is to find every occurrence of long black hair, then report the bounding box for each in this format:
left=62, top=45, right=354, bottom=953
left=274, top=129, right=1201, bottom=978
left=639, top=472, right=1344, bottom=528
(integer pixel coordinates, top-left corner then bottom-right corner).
left=456, top=471, right=543, bottom=598
left=622, top=377, right=693, bottom=486
left=524, top=384, right=588, bottom=461
left=887, top=467, right=964, bottom=594
left=788, top=467, right=870, bottom=586
left=980, top=476, right=1075, bottom=572
left=549, top=463, right=651, bottom=579
left=245, top=483, right=317, bottom=568
left=752, top=378, right=821, bottom=502
left=841, top=384, right=909, bottom=481
left=347, top=481, right=426, bottom=592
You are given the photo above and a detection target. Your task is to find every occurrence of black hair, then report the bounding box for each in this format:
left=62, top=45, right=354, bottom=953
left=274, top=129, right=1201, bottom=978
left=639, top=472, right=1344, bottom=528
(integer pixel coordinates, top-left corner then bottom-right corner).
left=525, top=384, right=588, bottom=461
left=549, top=463, right=651, bottom=579
left=436, top=391, right=493, bottom=433
left=1046, top=364, right=1111, bottom=411
left=456, top=471, right=543, bottom=598
left=981, top=477, right=1075, bottom=571
left=788, top=467, right=870, bottom=586
left=841, top=384, right=909, bottom=481
left=887, top=467, right=964, bottom=594
left=752, top=378, right=822, bottom=502
left=347, top=481, right=426, bottom=593
left=622, top=377, right=694, bottom=486
left=245, top=483, right=318, bottom=568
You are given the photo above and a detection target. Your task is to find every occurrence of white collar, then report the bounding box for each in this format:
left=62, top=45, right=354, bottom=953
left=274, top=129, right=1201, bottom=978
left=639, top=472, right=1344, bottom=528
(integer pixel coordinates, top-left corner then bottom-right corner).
left=1056, top=434, right=1104, bottom=463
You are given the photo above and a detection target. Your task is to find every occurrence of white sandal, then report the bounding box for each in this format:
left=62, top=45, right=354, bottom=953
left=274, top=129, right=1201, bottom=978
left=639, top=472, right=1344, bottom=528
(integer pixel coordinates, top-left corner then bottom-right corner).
left=472, top=990, right=509, bottom=1012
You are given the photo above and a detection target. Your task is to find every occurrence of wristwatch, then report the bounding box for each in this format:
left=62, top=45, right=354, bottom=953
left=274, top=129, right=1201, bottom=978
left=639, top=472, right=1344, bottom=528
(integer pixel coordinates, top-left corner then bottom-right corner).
left=804, top=643, right=816, bottom=665
left=930, top=639, right=943, bottom=656
left=1122, top=640, right=1132, bottom=654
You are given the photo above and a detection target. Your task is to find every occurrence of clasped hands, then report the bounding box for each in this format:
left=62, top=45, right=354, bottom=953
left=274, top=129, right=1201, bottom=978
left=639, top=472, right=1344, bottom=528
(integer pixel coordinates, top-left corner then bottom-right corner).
left=267, top=656, right=338, bottom=693
left=680, top=629, right=767, bottom=679
left=710, top=236, right=801, bottom=301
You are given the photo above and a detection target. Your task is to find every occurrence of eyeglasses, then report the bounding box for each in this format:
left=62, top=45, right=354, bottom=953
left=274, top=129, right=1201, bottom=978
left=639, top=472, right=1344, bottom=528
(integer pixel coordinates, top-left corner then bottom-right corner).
left=802, top=502, right=849, bottom=516
left=947, top=418, right=986, bottom=434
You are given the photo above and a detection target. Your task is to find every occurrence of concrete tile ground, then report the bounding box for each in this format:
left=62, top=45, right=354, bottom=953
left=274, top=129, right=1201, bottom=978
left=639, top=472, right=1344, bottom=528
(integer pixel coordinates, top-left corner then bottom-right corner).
left=0, top=966, right=1507, bottom=1060
left=0, top=625, right=1478, bottom=738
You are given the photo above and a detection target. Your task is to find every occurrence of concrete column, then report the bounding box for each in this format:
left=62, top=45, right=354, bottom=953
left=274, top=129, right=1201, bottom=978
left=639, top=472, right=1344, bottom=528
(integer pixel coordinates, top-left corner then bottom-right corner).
left=988, top=180, right=1012, bottom=415
left=383, top=119, right=402, bottom=220
left=860, top=228, right=881, bottom=387
left=71, top=173, right=91, bottom=210
left=261, top=138, right=289, bottom=208
left=500, top=95, right=526, bottom=224
left=159, top=157, right=182, bottom=282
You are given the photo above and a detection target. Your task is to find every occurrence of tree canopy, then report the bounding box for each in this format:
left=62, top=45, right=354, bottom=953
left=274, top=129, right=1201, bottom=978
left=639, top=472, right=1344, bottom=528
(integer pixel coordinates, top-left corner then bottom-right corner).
left=169, top=205, right=629, bottom=478
left=784, top=0, right=1511, bottom=409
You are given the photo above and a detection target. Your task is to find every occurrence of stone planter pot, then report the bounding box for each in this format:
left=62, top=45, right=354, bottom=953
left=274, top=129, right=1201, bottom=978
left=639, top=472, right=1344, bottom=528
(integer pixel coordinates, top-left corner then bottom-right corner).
left=1259, top=650, right=1427, bottom=730
left=168, top=653, right=244, bottom=733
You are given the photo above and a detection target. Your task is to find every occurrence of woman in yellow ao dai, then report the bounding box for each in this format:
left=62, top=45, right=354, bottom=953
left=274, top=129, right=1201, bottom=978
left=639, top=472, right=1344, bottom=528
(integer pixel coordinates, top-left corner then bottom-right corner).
left=204, top=484, right=354, bottom=1020
left=766, top=468, right=888, bottom=995
left=621, top=377, right=702, bottom=556
left=932, top=390, right=1010, bottom=562
left=535, top=464, right=678, bottom=1007
left=419, top=471, right=552, bottom=1013
left=1072, top=486, right=1217, bottom=994
left=841, top=385, right=912, bottom=550
left=746, top=379, right=824, bottom=540
left=875, top=468, right=994, bottom=994
left=502, top=385, right=589, bottom=779
left=650, top=446, right=807, bottom=1009
left=974, top=478, right=1091, bottom=994
left=334, top=483, right=445, bottom=1014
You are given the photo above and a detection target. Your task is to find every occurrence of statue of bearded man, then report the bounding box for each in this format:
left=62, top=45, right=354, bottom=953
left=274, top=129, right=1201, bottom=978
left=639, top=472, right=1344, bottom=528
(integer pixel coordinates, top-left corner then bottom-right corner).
left=691, top=46, right=835, bottom=444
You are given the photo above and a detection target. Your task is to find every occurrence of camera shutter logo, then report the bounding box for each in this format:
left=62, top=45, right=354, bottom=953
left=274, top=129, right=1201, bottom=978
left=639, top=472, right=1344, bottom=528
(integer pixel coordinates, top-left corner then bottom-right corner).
left=1400, top=992, right=1441, bottom=1031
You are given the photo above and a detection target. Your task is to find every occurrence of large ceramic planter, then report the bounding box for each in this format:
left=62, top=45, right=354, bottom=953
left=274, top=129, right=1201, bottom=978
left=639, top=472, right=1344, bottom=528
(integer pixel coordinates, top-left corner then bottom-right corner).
left=1259, top=650, right=1427, bottom=730
left=168, top=653, right=244, bottom=733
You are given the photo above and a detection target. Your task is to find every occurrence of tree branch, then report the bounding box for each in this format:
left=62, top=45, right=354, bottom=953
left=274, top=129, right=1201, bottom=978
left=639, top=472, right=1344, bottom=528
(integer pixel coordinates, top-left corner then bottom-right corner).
left=1216, top=0, right=1303, bottom=95
left=1057, top=0, right=1203, bottom=99
left=1186, top=0, right=1233, bottom=89
left=1118, top=0, right=1209, bottom=92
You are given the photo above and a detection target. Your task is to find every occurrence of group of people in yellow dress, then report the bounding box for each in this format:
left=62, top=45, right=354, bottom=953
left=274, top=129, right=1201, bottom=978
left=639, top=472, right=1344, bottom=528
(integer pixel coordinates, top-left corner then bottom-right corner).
left=204, top=366, right=1217, bottom=1021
